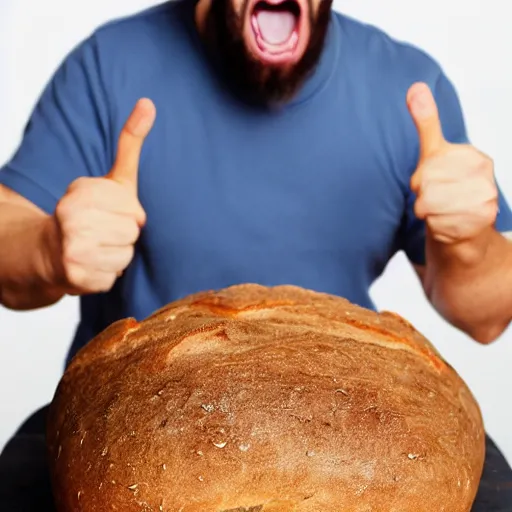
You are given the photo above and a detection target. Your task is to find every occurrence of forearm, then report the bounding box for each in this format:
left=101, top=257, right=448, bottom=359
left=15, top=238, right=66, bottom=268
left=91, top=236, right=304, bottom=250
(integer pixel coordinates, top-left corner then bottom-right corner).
left=424, top=228, right=512, bottom=343
left=0, top=203, right=65, bottom=310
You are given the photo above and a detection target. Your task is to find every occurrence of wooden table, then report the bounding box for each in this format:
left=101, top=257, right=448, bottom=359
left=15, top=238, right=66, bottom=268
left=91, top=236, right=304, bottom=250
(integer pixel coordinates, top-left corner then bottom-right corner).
left=1, top=406, right=510, bottom=511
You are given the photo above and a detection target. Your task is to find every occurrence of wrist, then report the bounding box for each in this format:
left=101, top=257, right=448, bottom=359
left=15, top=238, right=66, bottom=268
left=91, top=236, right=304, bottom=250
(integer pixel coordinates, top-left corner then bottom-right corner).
left=0, top=214, right=68, bottom=310
left=427, top=226, right=495, bottom=268
left=38, top=215, right=67, bottom=291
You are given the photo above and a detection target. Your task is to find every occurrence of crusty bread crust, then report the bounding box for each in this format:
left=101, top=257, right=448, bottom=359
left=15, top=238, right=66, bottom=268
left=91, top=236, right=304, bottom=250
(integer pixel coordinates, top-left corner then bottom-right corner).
left=47, top=284, right=485, bottom=511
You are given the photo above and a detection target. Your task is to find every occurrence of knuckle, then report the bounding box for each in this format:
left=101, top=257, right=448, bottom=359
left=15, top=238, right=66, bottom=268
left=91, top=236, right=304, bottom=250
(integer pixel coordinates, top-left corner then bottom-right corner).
left=129, top=220, right=141, bottom=243
left=451, top=224, right=464, bottom=240
left=115, top=247, right=134, bottom=274
left=489, top=182, right=499, bottom=200
left=483, top=201, right=498, bottom=223
left=413, top=198, right=426, bottom=219
left=120, top=199, right=146, bottom=226
left=62, top=237, right=93, bottom=267
left=114, top=248, right=135, bottom=278
left=477, top=181, right=498, bottom=205
left=57, top=203, right=99, bottom=235
left=124, top=245, right=136, bottom=265
left=425, top=217, right=440, bottom=236
left=125, top=195, right=145, bottom=218
left=416, top=188, right=434, bottom=215
left=57, top=195, right=90, bottom=223
left=67, top=176, right=90, bottom=193
left=61, top=238, right=80, bottom=265
left=434, top=233, right=454, bottom=244
left=68, top=177, right=108, bottom=208
left=475, top=153, right=493, bottom=175
left=110, top=219, right=140, bottom=246
left=428, top=216, right=462, bottom=243
left=136, top=206, right=147, bottom=225
left=55, top=197, right=73, bottom=221
left=74, top=176, right=91, bottom=187
left=63, top=262, right=87, bottom=289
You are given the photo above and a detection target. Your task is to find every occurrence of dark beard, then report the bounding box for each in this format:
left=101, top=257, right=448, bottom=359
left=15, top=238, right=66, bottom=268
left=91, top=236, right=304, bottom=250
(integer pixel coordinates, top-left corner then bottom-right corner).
left=202, top=0, right=333, bottom=106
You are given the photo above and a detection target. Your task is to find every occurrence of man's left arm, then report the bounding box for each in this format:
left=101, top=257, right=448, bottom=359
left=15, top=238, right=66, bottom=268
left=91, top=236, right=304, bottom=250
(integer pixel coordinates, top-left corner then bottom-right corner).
left=414, top=230, right=512, bottom=344
left=403, top=77, right=512, bottom=343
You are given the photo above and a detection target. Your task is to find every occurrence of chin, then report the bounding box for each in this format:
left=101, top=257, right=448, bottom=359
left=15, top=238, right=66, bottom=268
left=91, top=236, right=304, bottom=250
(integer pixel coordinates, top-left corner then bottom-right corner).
left=243, top=0, right=311, bottom=67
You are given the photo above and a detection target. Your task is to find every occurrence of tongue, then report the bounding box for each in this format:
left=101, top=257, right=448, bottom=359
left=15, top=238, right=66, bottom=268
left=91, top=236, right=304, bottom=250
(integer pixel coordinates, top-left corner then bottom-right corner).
left=256, top=10, right=296, bottom=45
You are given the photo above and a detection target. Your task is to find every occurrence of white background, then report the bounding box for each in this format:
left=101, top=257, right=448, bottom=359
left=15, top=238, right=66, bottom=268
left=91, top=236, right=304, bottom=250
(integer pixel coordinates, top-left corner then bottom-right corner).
left=0, top=0, right=510, bottom=463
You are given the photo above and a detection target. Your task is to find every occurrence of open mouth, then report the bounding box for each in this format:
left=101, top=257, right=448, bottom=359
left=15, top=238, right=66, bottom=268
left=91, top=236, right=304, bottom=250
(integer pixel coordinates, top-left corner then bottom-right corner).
left=246, top=0, right=309, bottom=65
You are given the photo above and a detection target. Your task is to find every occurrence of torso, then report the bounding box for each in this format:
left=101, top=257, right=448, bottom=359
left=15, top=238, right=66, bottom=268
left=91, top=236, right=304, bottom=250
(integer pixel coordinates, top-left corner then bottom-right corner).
left=70, top=0, right=440, bottom=362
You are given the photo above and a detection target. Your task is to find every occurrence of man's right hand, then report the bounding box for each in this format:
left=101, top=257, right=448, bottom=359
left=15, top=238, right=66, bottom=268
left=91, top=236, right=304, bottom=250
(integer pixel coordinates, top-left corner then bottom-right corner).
left=45, top=98, right=157, bottom=295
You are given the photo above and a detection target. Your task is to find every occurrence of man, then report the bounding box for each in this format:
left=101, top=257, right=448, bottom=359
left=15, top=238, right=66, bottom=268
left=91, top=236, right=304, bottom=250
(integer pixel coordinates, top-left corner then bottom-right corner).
left=0, top=0, right=511, bottom=509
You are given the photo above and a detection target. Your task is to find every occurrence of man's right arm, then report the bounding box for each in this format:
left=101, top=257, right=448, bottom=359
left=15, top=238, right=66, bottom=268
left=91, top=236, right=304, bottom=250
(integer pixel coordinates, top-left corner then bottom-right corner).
left=0, top=35, right=109, bottom=309
left=0, top=185, right=64, bottom=310
left=0, top=29, right=156, bottom=311
left=0, top=98, right=155, bottom=311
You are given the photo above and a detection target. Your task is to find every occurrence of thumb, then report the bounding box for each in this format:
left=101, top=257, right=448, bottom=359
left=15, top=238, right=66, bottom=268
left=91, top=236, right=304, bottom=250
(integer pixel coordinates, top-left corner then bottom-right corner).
left=407, top=82, right=446, bottom=161
left=107, top=98, right=156, bottom=193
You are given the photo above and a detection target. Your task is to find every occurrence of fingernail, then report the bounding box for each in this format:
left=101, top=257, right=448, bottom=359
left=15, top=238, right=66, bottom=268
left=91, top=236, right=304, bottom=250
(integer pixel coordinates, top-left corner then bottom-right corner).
left=129, top=99, right=155, bottom=137
left=131, top=111, right=153, bottom=137
left=411, top=86, right=433, bottom=119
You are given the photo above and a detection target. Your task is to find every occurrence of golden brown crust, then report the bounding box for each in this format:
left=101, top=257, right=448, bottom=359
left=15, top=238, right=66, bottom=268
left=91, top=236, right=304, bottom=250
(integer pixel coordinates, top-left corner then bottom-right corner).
left=47, top=284, right=485, bottom=511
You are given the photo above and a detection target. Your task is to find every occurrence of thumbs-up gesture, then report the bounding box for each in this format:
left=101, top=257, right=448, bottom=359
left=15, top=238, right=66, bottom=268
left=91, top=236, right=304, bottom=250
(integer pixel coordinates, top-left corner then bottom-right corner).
left=407, top=83, right=498, bottom=246
left=48, top=98, right=156, bottom=294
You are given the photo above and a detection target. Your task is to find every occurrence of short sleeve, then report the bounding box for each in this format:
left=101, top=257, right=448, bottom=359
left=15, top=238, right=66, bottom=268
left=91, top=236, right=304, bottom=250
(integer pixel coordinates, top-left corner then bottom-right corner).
left=0, top=35, right=113, bottom=214
left=401, top=71, right=512, bottom=265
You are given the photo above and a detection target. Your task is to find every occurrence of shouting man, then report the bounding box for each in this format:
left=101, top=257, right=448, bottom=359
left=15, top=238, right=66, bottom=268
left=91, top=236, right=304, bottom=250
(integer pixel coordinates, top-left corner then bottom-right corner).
left=0, top=0, right=511, bottom=509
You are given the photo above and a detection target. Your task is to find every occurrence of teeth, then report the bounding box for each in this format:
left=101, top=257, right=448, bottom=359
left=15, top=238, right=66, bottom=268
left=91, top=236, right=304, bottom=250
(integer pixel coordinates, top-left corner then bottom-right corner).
left=265, top=31, right=298, bottom=54
left=251, top=14, right=259, bottom=35
left=255, top=10, right=296, bottom=45
left=251, top=13, right=299, bottom=55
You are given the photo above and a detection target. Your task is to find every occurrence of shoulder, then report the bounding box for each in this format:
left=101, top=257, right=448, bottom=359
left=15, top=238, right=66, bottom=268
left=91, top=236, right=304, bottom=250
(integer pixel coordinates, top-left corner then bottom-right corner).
left=86, top=1, right=190, bottom=60
left=331, top=10, right=466, bottom=127
left=330, top=12, right=467, bottom=179
left=93, top=1, right=182, bottom=42
left=64, top=1, right=190, bottom=75
left=53, top=0, right=194, bottom=125
left=331, top=10, right=443, bottom=86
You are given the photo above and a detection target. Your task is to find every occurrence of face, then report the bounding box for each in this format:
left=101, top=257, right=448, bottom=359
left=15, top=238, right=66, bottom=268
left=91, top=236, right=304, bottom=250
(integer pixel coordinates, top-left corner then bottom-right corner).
left=198, top=0, right=333, bottom=105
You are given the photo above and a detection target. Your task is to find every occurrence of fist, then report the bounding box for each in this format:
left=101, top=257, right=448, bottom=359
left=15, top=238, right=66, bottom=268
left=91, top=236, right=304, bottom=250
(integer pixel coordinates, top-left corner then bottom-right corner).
left=50, top=98, right=157, bottom=294
left=407, top=82, right=498, bottom=245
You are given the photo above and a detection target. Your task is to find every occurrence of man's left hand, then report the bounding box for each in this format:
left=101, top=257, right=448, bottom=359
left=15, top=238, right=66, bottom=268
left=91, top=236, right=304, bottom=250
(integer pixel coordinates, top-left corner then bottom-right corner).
left=406, top=82, right=498, bottom=246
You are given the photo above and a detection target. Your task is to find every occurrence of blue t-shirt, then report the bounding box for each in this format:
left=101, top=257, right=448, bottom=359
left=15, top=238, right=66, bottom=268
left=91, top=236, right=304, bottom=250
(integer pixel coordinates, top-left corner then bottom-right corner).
left=1, top=0, right=512, bottom=364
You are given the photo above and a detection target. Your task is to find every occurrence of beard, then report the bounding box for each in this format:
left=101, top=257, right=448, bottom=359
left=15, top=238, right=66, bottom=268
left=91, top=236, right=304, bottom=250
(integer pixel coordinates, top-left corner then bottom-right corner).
left=201, top=0, right=333, bottom=106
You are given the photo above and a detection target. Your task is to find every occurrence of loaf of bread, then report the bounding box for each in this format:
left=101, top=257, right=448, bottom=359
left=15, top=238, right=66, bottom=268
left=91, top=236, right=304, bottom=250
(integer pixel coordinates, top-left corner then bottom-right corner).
left=47, top=284, right=485, bottom=511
